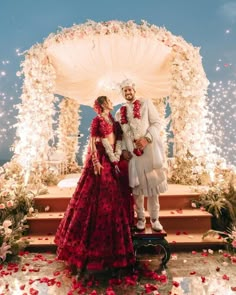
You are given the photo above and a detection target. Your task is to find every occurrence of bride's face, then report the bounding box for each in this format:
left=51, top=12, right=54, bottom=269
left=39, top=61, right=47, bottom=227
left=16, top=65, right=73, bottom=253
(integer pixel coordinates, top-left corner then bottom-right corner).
left=103, top=98, right=113, bottom=111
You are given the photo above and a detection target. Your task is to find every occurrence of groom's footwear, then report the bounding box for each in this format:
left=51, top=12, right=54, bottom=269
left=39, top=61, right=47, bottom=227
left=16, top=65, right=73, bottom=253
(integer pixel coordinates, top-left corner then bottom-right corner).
left=136, top=218, right=146, bottom=231
left=151, top=219, right=163, bottom=231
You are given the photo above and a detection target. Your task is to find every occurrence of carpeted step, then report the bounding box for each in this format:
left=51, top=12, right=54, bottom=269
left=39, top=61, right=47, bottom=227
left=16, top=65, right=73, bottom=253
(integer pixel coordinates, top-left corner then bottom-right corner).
left=26, top=209, right=212, bottom=235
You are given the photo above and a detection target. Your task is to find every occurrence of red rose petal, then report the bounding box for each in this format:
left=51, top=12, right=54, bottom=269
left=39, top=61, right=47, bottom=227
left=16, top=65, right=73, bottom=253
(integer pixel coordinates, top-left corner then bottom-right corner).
left=173, top=281, right=180, bottom=287
left=222, top=274, right=229, bottom=280
left=201, top=276, right=206, bottom=283
left=20, top=285, right=26, bottom=290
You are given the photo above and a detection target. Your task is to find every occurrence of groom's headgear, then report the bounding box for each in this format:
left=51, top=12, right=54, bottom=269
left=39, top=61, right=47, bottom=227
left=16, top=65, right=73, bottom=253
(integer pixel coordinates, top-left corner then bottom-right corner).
left=120, top=79, right=136, bottom=90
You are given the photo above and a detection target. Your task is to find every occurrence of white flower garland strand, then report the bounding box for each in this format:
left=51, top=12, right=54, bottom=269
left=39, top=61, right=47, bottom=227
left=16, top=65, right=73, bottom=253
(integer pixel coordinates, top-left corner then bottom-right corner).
left=121, top=103, right=142, bottom=144
left=14, top=44, right=56, bottom=171
left=101, top=138, right=122, bottom=163
left=57, top=97, right=80, bottom=164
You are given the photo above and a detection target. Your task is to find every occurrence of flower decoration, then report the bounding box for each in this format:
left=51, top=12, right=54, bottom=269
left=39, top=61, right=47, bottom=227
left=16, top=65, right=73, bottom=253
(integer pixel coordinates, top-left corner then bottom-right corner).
left=133, top=100, right=141, bottom=119
left=120, top=106, right=128, bottom=124
left=93, top=99, right=103, bottom=114
left=204, top=226, right=236, bottom=254
left=0, top=161, right=36, bottom=262
left=57, top=97, right=81, bottom=171
left=120, top=99, right=143, bottom=156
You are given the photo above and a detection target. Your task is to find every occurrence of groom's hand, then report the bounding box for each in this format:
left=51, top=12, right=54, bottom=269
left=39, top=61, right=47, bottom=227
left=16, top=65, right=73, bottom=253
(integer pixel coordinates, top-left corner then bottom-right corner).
left=135, top=137, right=149, bottom=150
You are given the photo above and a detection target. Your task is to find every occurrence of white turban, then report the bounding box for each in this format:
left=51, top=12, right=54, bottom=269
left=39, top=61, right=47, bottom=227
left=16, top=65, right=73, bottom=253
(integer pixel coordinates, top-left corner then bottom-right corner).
left=120, top=79, right=135, bottom=90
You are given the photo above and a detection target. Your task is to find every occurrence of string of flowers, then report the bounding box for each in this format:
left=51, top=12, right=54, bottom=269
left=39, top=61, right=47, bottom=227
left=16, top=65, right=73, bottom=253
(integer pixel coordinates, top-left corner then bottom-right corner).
left=14, top=44, right=56, bottom=178
left=170, top=42, right=212, bottom=159
left=120, top=100, right=142, bottom=140
left=120, top=100, right=144, bottom=156
left=57, top=97, right=81, bottom=170
left=152, top=97, right=168, bottom=156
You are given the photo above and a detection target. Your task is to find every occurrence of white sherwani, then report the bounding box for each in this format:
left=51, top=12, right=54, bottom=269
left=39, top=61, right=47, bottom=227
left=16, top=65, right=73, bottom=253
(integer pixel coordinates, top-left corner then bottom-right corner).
left=116, top=98, right=167, bottom=197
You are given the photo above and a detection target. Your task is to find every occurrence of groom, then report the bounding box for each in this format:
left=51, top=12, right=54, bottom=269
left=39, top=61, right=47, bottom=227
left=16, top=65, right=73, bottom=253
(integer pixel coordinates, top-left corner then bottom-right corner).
left=116, top=79, right=167, bottom=231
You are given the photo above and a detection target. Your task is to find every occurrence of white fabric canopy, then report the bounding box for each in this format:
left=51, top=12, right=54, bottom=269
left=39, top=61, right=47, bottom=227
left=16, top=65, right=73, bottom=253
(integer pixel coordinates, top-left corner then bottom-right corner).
left=46, top=34, right=173, bottom=106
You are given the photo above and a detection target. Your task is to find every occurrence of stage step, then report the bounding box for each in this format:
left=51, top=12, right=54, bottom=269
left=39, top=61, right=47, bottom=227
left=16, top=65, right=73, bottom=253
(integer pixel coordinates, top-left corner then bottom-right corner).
left=33, top=185, right=199, bottom=212
left=24, top=181, right=221, bottom=252
left=26, top=209, right=212, bottom=235
left=22, top=232, right=225, bottom=253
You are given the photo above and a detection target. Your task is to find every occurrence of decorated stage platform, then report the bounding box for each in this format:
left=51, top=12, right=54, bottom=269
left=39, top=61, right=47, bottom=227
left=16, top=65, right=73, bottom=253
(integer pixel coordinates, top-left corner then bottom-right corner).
left=23, top=175, right=225, bottom=253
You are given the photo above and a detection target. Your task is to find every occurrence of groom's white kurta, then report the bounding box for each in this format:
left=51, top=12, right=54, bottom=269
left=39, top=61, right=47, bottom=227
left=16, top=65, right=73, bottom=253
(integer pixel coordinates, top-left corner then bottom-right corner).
left=116, top=98, right=167, bottom=197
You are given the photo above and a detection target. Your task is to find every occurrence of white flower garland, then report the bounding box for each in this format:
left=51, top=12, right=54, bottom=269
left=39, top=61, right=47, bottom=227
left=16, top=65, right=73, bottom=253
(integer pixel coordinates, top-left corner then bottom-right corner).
left=57, top=97, right=80, bottom=164
left=101, top=138, right=122, bottom=163
left=124, top=103, right=142, bottom=142
left=14, top=44, right=56, bottom=172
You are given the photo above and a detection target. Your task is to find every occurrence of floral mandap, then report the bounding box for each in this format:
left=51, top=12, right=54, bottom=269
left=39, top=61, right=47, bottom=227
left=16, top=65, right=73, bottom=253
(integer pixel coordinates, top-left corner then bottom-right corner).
left=0, top=20, right=235, bottom=262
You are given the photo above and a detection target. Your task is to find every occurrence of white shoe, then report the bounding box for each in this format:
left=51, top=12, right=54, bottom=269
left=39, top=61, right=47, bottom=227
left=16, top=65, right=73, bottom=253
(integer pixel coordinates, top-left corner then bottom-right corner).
left=151, top=219, right=163, bottom=231
left=136, top=218, right=146, bottom=231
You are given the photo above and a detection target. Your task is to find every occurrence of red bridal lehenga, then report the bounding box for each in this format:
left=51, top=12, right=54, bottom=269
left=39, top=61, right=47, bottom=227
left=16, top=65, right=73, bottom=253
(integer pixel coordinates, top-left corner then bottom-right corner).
left=55, top=115, right=135, bottom=271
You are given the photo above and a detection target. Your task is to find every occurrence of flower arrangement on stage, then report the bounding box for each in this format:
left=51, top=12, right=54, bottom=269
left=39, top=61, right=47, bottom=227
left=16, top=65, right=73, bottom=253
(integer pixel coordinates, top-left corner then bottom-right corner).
left=0, top=161, right=36, bottom=262
left=203, top=226, right=236, bottom=257
left=191, top=166, right=236, bottom=231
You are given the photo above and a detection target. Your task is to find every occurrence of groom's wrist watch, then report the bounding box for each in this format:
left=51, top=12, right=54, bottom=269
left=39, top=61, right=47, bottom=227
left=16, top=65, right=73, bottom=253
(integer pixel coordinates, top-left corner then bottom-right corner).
left=145, top=136, right=152, bottom=143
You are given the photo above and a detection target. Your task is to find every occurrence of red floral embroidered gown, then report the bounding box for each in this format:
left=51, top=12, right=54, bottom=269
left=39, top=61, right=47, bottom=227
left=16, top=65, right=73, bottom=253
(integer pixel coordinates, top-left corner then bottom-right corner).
left=55, top=114, right=135, bottom=271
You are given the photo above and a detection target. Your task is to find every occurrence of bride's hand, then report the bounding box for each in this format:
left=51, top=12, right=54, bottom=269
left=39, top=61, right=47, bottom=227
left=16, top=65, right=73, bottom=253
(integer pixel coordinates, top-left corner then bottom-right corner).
left=94, top=162, right=103, bottom=175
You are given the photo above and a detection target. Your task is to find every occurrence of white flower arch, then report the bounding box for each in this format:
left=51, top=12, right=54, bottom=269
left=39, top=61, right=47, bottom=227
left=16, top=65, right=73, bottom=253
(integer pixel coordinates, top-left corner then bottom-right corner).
left=14, top=20, right=216, bottom=175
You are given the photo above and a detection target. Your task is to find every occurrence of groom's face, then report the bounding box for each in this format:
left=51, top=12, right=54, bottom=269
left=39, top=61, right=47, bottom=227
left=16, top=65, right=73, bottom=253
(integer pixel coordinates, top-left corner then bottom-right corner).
left=122, top=86, right=136, bottom=102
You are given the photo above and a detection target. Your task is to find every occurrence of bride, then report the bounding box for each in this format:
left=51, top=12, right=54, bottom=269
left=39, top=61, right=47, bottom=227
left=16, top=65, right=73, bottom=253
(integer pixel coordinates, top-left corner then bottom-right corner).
left=54, top=95, right=135, bottom=275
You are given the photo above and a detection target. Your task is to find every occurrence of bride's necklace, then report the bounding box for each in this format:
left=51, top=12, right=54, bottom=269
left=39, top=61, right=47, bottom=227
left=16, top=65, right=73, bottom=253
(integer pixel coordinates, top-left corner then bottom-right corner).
left=101, top=113, right=113, bottom=125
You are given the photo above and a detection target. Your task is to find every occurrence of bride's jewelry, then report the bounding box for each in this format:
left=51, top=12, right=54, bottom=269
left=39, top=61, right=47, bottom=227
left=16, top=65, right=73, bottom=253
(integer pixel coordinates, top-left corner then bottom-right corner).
left=101, top=138, right=122, bottom=163
left=99, top=112, right=122, bottom=163
left=101, top=113, right=113, bottom=125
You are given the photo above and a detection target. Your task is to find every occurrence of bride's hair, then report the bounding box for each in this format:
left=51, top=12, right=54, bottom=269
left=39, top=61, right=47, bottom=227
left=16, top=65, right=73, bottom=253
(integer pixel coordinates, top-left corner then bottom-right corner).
left=93, top=96, right=108, bottom=114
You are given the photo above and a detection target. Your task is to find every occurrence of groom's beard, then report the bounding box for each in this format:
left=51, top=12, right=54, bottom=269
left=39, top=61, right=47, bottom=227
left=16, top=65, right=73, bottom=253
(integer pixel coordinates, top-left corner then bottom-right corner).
left=125, top=94, right=135, bottom=101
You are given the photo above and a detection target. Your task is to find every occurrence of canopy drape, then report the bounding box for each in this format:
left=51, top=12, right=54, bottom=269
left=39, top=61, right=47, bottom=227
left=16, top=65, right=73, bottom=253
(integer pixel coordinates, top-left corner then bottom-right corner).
left=46, top=34, right=172, bottom=105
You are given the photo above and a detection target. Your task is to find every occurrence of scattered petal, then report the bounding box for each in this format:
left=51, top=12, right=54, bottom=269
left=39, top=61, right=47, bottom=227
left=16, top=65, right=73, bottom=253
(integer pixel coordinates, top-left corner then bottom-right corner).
left=222, top=274, right=230, bottom=280
left=173, top=281, right=180, bottom=287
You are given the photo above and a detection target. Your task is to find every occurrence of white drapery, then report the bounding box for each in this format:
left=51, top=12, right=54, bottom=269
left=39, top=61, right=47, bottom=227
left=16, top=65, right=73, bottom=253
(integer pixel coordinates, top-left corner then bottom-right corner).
left=46, top=34, right=173, bottom=106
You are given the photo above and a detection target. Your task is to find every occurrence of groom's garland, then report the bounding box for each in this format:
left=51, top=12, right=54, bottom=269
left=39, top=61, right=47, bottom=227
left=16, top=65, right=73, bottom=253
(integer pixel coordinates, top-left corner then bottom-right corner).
left=120, top=100, right=143, bottom=156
